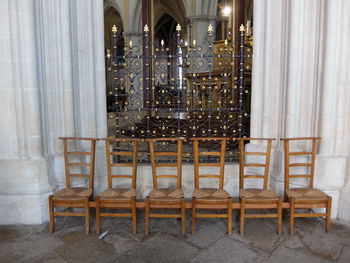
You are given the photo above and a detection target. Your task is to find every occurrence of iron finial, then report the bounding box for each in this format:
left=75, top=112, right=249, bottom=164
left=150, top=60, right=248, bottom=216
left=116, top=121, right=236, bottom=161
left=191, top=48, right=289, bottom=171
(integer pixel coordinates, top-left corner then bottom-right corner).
left=239, top=24, right=245, bottom=32
left=112, top=25, right=117, bottom=34
left=176, top=24, right=181, bottom=32
left=208, top=24, right=214, bottom=33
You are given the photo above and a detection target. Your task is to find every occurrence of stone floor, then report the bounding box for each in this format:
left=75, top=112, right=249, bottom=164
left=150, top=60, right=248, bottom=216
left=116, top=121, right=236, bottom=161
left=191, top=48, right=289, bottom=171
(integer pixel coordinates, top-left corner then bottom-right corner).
left=1, top=211, right=350, bottom=263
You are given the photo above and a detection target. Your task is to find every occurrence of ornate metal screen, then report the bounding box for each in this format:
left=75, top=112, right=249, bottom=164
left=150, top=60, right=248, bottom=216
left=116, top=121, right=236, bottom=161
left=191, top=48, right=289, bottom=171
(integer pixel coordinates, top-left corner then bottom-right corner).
left=105, top=24, right=252, bottom=163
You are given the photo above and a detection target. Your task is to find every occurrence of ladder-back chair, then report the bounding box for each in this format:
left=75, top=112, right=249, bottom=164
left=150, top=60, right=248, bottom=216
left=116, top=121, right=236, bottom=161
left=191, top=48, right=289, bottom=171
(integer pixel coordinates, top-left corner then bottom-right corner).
left=282, top=137, right=331, bottom=233
left=96, top=138, right=139, bottom=234
left=238, top=138, right=282, bottom=235
left=49, top=137, right=98, bottom=234
left=191, top=138, right=232, bottom=235
left=145, top=138, right=185, bottom=235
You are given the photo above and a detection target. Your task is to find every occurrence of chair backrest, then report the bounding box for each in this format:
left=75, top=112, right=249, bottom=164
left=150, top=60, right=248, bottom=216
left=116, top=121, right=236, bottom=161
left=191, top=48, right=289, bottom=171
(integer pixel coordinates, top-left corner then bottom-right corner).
left=148, top=138, right=183, bottom=189
left=59, top=137, right=98, bottom=189
left=104, top=138, right=139, bottom=189
left=192, top=138, right=229, bottom=189
left=282, top=137, right=320, bottom=191
left=238, top=138, right=274, bottom=189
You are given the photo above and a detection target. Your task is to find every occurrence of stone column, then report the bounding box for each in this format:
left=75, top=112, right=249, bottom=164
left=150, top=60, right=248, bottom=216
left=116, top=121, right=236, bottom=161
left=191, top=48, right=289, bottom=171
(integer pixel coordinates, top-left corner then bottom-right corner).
left=0, top=0, right=107, bottom=224
left=324, top=0, right=350, bottom=222
left=251, top=0, right=350, bottom=219
left=0, top=0, right=51, bottom=224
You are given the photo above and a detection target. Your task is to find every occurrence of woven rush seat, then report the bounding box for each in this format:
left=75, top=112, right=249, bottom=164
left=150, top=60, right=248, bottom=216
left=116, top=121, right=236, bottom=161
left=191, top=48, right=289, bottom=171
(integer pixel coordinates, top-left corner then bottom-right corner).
left=240, top=188, right=278, bottom=200
left=99, top=188, right=136, bottom=200
left=286, top=188, right=328, bottom=200
left=193, top=188, right=230, bottom=201
left=53, top=188, right=92, bottom=200
left=148, top=188, right=184, bottom=201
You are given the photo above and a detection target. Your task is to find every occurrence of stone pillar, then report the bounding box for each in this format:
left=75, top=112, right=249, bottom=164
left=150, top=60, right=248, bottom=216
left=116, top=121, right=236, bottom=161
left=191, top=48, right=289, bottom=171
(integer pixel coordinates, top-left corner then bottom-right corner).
left=323, top=0, right=350, bottom=222
left=251, top=0, right=350, bottom=219
left=0, top=0, right=107, bottom=224
left=0, top=0, right=50, bottom=224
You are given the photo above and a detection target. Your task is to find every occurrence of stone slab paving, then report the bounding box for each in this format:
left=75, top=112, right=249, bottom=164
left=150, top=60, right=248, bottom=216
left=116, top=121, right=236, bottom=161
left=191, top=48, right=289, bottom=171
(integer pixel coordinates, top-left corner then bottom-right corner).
left=1, top=213, right=350, bottom=263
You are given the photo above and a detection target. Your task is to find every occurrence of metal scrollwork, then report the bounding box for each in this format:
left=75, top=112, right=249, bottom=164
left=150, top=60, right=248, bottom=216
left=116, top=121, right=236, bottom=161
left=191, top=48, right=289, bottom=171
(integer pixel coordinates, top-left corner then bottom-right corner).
left=105, top=24, right=252, bottom=163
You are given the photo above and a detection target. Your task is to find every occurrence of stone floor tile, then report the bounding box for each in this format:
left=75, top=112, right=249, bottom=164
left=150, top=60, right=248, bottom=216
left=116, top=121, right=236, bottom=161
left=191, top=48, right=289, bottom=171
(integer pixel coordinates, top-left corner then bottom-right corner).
left=265, top=246, right=332, bottom=263
left=298, top=226, right=344, bottom=261
left=105, top=255, right=146, bottom=263
left=336, top=245, right=350, bottom=263
left=55, top=235, right=116, bottom=263
left=327, top=222, right=350, bottom=246
left=281, top=235, right=304, bottom=249
left=0, top=235, right=64, bottom=263
left=2, top=216, right=350, bottom=263
left=231, top=218, right=285, bottom=253
left=126, top=233, right=200, bottom=263
left=186, top=219, right=227, bottom=248
left=103, top=232, right=141, bottom=254
left=190, top=237, right=267, bottom=263
left=23, top=251, right=67, bottom=263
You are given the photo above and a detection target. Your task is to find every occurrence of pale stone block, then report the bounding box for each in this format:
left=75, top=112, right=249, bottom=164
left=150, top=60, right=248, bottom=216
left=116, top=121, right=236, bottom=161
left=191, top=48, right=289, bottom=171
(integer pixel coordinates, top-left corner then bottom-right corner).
left=0, top=60, right=13, bottom=87
left=314, top=156, right=347, bottom=190
left=0, top=37, right=11, bottom=60
left=338, top=186, right=350, bottom=223
left=0, top=88, right=14, bottom=116
left=0, top=192, right=51, bottom=224
left=0, top=116, right=17, bottom=137
left=0, top=159, right=52, bottom=195
left=323, top=190, right=339, bottom=219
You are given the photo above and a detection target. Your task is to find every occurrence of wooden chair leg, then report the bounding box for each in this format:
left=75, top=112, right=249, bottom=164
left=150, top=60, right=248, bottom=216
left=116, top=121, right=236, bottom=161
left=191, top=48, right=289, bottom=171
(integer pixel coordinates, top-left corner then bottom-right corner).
left=49, top=195, right=54, bottom=233
left=132, top=197, right=137, bottom=235
left=84, top=197, right=90, bottom=235
left=181, top=198, right=186, bottom=235
left=227, top=197, right=232, bottom=235
left=277, top=197, right=283, bottom=235
left=290, top=197, right=295, bottom=234
left=145, top=197, right=150, bottom=235
left=326, top=196, right=332, bottom=232
left=95, top=197, right=101, bottom=234
left=240, top=198, right=245, bottom=236
left=191, top=197, right=196, bottom=235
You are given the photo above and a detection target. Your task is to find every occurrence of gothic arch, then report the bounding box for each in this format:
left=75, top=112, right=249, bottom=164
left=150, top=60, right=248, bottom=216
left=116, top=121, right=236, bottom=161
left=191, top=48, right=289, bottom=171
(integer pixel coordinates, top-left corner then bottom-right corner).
left=155, top=0, right=186, bottom=27
left=104, top=0, right=125, bottom=24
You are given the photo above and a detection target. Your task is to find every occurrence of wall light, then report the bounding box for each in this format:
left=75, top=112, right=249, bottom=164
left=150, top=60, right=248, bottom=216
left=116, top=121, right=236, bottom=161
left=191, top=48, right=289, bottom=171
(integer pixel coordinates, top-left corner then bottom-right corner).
left=222, top=6, right=231, bottom=16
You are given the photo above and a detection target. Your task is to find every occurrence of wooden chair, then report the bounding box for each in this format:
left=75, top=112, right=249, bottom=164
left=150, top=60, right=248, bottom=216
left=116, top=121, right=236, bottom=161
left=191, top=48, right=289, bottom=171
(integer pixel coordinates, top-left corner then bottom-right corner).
left=191, top=138, right=232, bottom=235
left=96, top=138, right=139, bottom=234
left=145, top=138, right=186, bottom=235
left=238, top=138, right=282, bottom=236
left=49, top=137, right=98, bottom=234
left=282, top=137, right=332, bottom=234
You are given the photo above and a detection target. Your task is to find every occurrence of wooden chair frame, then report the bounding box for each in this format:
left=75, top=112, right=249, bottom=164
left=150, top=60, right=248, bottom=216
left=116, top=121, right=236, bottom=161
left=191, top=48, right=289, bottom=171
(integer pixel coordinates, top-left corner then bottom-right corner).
left=49, top=137, right=98, bottom=234
left=191, top=138, right=232, bottom=235
left=238, top=138, right=282, bottom=235
left=282, top=137, right=332, bottom=234
left=145, top=138, right=186, bottom=235
left=96, top=138, right=139, bottom=234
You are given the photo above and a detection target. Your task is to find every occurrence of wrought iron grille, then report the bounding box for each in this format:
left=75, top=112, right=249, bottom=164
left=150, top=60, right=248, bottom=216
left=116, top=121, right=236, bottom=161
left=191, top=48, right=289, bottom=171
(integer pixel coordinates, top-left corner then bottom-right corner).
left=105, top=24, right=252, bottom=163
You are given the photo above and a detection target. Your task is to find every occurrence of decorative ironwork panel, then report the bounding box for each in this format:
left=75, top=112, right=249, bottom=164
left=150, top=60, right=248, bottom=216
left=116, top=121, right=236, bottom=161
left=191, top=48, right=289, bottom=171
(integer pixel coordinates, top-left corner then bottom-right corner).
left=105, top=24, right=252, bottom=163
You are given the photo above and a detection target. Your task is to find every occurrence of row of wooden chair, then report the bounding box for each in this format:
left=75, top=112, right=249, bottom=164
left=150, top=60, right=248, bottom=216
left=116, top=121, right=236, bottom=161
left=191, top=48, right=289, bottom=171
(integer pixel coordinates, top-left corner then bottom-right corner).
left=49, top=137, right=332, bottom=236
